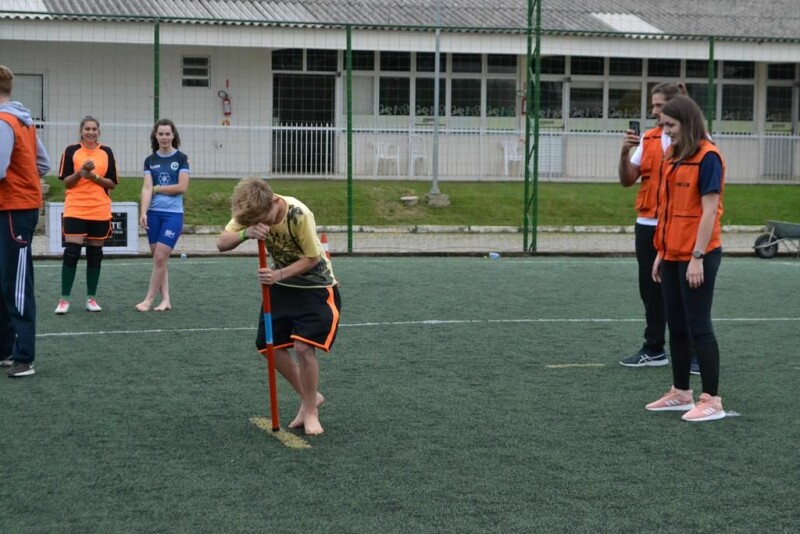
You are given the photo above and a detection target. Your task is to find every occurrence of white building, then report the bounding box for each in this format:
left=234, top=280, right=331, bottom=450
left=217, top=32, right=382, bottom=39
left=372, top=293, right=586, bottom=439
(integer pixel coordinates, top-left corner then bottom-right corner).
left=1, top=0, right=799, bottom=182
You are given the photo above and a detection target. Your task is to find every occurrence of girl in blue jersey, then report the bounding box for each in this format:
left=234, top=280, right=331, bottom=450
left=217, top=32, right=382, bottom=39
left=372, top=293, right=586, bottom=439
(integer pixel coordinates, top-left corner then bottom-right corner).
left=135, top=119, right=190, bottom=312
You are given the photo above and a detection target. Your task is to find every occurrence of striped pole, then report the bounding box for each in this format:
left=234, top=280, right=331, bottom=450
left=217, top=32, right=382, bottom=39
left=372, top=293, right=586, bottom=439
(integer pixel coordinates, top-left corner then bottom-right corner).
left=257, top=240, right=280, bottom=431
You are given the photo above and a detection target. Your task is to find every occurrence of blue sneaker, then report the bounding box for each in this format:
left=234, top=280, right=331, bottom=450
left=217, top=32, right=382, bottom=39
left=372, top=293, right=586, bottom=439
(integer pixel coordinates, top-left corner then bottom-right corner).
left=620, top=349, right=669, bottom=367
left=690, top=355, right=700, bottom=375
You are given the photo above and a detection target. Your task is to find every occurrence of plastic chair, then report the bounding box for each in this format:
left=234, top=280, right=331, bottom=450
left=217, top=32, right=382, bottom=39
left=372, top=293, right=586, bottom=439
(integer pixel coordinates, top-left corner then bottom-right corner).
left=502, top=140, right=524, bottom=177
left=409, top=135, right=428, bottom=177
left=373, top=141, right=400, bottom=176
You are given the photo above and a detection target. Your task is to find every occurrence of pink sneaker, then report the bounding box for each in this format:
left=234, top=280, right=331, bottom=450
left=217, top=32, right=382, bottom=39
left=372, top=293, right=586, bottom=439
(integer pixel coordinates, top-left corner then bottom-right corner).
left=682, top=393, right=725, bottom=422
left=645, top=386, right=694, bottom=412
left=85, top=298, right=102, bottom=312
left=55, top=299, right=70, bottom=315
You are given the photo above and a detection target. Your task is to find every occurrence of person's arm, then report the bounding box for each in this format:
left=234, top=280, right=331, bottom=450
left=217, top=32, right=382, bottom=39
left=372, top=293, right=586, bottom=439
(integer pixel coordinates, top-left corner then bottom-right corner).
left=139, top=173, right=153, bottom=228
left=686, top=151, right=723, bottom=288
left=90, top=147, right=118, bottom=191
left=35, top=136, right=51, bottom=177
left=257, top=256, right=318, bottom=286
left=156, top=170, right=189, bottom=195
left=618, top=130, right=642, bottom=187
left=0, top=121, right=14, bottom=178
left=217, top=222, right=270, bottom=252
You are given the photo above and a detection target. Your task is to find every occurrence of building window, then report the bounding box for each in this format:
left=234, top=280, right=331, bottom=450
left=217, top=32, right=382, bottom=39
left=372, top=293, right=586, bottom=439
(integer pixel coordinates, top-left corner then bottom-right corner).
left=307, top=50, right=338, bottom=72
left=415, top=78, right=447, bottom=116
left=540, top=81, right=563, bottom=119
left=272, top=49, right=303, bottom=71
left=451, top=79, right=481, bottom=116
left=452, top=54, right=482, bottom=73
left=571, top=56, right=604, bottom=76
left=350, top=51, right=375, bottom=71
left=379, top=77, right=410, bottom=115
left=767, top=63, right=796, bottom=80
left=569, top=83, right=603, bottom=118
left=380, top=52, right=411, bottom=72
left=721, top=85, right=754, bottom=121
left=722, top=61, right=755, bottom=79
left=609, top=58, right=642, bottom=77
left=766, top=86, right=792, bottom=123
left=181, top=57, right=210, bottom=87
left=609, top=84, right=641, bottom=118
left=647, top=59, right=681, bottom=77
left=540, top=56, right=565, bottom=74
left=416, top=53, right=446, bottom=73
left=686, top=60, right=718, bottom=78
left=487, top=79, right=516, bottom=117
left=685, top=84, right=716, bottom=120
left=488, top=54, right=517, bottom=74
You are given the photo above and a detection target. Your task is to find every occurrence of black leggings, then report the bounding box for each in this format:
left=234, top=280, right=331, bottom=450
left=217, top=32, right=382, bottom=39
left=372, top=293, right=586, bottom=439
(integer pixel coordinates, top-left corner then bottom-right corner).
left=659, top=251, right=721, bottom=395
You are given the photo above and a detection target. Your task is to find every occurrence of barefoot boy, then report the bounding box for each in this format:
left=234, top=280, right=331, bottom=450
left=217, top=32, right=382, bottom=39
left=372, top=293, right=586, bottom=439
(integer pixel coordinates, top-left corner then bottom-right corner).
left=217, top=177, right=341, bottom=435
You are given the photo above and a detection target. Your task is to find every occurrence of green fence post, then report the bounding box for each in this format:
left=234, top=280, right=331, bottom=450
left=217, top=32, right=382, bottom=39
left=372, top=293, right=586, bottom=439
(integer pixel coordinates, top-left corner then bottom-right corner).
left=153, top=20, right=160, bottom=123
left=346, top=26, right=353, bottom=253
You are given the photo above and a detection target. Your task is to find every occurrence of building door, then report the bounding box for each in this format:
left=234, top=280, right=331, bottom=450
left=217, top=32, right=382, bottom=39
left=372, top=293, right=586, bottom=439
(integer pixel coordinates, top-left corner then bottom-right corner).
left=273, top=73, right=335, bottom=174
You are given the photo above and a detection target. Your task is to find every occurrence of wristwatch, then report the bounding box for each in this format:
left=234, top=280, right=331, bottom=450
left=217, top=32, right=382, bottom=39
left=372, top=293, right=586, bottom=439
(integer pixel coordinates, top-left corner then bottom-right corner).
left=692, top=250, right=705, bottom=259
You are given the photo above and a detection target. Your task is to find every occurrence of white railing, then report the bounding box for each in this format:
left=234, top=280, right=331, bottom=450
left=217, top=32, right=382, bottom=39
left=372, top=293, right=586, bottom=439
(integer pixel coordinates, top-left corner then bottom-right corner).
left=35, top=121, right=800, bottom=183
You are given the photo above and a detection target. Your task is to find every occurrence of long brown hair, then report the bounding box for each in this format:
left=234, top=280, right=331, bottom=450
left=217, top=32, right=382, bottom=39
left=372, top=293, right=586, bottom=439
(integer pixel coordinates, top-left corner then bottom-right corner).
left=661, top=95, right=708, bottom=161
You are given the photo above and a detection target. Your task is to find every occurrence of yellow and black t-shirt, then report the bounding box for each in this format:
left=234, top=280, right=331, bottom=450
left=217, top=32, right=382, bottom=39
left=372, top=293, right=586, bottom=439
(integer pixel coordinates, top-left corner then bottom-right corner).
left=225, top=195, right=337, bottom=288
left=59, top=143, right=118, bottom=220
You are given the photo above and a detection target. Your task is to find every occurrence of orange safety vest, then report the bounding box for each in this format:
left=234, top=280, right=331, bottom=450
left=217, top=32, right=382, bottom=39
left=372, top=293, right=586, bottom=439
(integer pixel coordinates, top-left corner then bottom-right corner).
left=655, top=140, right=724, bottom=261
left=0, top=112, right=42, bottom=211
left=59, top=143, right=117, bottom=220
left=634, top=126, right=664, bottom=218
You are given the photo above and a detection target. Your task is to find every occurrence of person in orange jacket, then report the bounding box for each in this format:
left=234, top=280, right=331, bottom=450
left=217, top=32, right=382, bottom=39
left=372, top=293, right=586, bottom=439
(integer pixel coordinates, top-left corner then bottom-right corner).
left=618, top=82, right=688, bottom=369
left=0, top=65, right=52, bottom=377
left=646, top=95, right=726, bottom=422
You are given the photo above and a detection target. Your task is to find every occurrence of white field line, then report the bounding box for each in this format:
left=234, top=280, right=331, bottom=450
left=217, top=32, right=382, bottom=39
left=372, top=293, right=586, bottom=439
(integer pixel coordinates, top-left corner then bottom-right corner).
left=37, top=316, right=800, bottom=338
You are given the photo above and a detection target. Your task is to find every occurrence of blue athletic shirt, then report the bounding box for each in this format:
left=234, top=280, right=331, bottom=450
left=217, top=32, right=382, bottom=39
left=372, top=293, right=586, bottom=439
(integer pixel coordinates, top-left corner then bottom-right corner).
left=143, top=149, right=190, bottom=213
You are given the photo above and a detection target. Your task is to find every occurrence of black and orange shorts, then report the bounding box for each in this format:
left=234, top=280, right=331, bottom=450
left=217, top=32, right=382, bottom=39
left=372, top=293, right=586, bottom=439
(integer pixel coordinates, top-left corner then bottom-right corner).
left=256, top=284, right=342, bottom=353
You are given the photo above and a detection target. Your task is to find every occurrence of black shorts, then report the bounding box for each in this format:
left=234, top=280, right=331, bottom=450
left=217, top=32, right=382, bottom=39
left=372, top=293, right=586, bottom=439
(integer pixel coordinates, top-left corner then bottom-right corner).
left=62, top=217, right=112, bottom=241
left=256, top=285, right=342, bottom=353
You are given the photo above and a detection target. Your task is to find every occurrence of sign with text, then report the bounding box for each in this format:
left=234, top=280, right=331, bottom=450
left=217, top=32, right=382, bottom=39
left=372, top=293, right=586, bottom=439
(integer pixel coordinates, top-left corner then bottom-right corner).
left=46, top=202, right=139, bottom=255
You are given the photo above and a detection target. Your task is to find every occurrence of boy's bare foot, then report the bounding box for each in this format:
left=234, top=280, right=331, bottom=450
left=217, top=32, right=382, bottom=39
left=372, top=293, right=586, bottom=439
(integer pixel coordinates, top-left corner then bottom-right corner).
left=288, top=392, right=325, bottom=429
left=303, top=413, right=324, bottom=436
left=154, top=301, right=172, bottom=311
left=135, top=299, right=152, bottom=312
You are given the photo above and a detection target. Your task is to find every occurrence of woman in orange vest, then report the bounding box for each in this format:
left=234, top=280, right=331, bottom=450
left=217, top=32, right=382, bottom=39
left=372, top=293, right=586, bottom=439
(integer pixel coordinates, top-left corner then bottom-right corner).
left=646, top=96, right=726, bottom=422
left=55, top=116, right=119, bottom=314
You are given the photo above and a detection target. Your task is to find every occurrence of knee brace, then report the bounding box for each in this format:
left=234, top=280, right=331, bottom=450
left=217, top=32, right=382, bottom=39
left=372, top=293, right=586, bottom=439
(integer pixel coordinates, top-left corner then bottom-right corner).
left=86, top=246, right=103, bottom=269
left=63, top=243, right=82, bottom=267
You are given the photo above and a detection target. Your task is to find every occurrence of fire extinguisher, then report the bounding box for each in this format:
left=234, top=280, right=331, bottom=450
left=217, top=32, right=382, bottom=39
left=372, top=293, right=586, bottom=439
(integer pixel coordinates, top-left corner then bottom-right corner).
left=218, top=90, right=232, bottom=116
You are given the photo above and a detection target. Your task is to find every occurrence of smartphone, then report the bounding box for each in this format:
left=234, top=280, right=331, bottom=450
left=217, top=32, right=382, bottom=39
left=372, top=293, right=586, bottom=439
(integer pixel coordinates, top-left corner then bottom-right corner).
left=628, top=120, right=641, bottom=136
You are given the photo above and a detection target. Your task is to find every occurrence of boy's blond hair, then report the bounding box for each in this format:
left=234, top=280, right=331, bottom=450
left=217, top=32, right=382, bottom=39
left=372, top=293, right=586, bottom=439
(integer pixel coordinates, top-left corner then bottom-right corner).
left=231, top=177, right=275, bottom=226
left=0, top=65, right=14, bottom=96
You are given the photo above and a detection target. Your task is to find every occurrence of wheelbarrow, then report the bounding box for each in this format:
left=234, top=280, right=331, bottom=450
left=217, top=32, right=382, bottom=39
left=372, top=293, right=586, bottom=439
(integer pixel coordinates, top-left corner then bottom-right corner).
left=753, top=220, right=800, bottom=259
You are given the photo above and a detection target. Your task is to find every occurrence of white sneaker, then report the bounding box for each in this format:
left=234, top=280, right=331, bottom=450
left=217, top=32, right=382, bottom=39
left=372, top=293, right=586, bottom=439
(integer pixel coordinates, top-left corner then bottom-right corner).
left=55, top=299, right=70, bottom=314
left=86, top=298, right=102, bottom=312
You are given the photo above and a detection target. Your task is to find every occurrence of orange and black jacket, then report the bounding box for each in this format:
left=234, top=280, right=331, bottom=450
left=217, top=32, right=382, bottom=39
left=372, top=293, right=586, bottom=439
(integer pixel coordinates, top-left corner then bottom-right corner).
left=0, top=112, right=42, bottom=211
left=59, top=143, right=118, bottom=220
left=634, top=126, right=663, bottom=218
left=655, top=140, right=724, bottom=262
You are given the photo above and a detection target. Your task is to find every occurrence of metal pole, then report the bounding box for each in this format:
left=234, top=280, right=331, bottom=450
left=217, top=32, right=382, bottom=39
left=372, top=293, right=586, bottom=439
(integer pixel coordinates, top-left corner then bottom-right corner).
left=430, top=0, right=441, bottom=195
left=707, top=36, right=715, bottom=134
left=346, top=26, right=354, bottom=253
left=153, top=20, right=160, bottom=122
